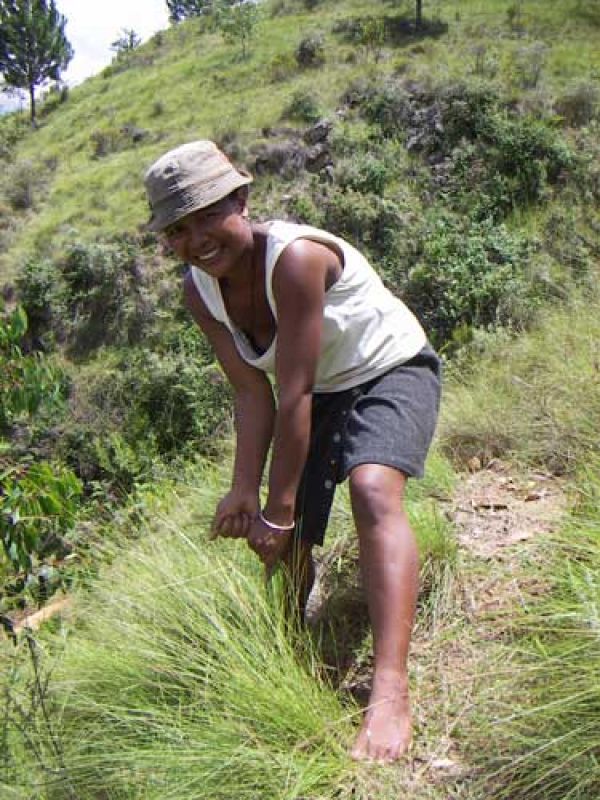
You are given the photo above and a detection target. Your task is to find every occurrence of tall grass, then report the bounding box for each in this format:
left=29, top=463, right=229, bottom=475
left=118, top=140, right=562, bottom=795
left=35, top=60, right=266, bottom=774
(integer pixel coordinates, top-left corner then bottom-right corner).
left=45, top=486, right=353, bottom=799
left=473, top=501, right=600, bottom=800
left=440, top=289, right=600, bottom=474
left=2, top=453, right=458, bottom=799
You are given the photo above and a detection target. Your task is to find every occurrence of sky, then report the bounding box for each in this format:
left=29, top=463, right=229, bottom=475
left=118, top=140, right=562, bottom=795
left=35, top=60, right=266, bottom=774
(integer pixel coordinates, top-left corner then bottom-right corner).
left=1, top=0, right=170, bottom=111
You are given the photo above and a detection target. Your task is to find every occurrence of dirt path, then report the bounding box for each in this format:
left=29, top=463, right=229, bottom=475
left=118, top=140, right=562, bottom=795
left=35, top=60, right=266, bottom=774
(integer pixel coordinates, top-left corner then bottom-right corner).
left=450, top=459, right=567, bottom=560
left=406, top=460, right=569, bottom=794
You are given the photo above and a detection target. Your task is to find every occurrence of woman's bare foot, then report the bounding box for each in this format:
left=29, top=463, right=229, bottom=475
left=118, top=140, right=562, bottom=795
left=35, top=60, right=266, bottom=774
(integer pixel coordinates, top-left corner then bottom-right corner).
left=350, top=670, right=412, bottom=763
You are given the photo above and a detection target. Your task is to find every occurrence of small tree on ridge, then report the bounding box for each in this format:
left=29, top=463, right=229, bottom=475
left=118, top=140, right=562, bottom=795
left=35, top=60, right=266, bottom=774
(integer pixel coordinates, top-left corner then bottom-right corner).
left=0, top=0, right=73, bottom=126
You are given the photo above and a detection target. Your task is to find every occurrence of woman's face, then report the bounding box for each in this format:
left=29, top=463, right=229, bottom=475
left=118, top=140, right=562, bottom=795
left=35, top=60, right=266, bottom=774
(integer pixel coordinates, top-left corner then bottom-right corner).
left=163, top=192, right=252, bottom=278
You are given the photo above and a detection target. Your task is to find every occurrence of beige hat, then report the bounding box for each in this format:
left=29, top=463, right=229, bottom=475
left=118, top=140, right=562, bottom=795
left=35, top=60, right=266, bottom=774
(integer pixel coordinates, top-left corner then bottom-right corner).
left=144, top=140, right=252, bottom=232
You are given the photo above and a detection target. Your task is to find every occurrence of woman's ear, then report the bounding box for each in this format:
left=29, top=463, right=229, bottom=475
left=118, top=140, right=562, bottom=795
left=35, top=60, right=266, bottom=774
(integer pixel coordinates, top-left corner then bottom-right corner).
left=235, top=185, right=250, bottom=216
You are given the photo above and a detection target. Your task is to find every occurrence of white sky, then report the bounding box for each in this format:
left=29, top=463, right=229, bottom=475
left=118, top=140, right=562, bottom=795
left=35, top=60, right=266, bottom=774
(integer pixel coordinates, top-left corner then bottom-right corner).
left=1, top=0, right=170, bottom=111
left=60, top=0, right=170, bottom=84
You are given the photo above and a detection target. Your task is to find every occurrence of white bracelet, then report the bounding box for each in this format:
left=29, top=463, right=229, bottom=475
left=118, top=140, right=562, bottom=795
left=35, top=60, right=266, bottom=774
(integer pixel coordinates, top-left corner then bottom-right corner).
left=258, top=510, right=295, bottom=532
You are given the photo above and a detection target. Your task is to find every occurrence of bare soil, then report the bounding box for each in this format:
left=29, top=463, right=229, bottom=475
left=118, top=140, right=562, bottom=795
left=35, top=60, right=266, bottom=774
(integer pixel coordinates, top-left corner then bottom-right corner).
left=449, top=459, right=567, bottom=561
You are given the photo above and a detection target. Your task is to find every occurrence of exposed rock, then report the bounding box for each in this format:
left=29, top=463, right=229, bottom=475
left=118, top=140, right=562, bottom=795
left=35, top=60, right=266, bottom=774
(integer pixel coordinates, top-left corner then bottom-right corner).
left=303, top=119, right=333, bottom=145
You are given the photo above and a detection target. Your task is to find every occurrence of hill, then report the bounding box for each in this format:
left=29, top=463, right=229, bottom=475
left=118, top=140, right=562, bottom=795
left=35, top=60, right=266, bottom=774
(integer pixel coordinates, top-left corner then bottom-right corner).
left=1, top=1, right=600, bottom=798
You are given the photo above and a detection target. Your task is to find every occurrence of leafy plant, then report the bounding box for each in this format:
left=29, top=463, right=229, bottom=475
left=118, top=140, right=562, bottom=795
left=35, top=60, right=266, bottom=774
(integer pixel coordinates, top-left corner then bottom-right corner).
left=403, top=213, right=531, bottom=347
left=0, top=306, right=64, bottom=431
left=0, top=461, right=81, bottom=573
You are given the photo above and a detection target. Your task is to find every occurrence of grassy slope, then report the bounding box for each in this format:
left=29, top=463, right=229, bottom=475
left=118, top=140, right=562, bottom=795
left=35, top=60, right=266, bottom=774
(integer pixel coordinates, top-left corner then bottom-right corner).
left=1, top=1, right=600, bottom=798
left=1, top=0, right=599, bottom=279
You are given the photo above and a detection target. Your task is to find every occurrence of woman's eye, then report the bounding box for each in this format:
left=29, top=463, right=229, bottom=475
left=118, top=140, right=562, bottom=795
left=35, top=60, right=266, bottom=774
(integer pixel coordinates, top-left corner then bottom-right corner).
left=166, top=225, right=184, bottom=238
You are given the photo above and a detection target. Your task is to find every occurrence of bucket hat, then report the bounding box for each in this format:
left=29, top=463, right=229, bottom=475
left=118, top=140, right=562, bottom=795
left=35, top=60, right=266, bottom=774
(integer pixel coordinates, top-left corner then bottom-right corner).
left=144, top=140, right=252, bottom=232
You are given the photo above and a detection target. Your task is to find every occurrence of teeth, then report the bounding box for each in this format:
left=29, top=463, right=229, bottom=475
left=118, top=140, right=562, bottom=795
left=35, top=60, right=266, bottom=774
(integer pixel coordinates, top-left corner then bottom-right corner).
left=197, top=247, right=219, bottom=262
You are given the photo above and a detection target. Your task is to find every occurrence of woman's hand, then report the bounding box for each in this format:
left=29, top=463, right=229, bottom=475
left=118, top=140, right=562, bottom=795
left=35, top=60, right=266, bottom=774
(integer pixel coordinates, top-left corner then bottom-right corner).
left=247, top=517, right=293, bottom=572
left=211, top=489, right=259, bottom=540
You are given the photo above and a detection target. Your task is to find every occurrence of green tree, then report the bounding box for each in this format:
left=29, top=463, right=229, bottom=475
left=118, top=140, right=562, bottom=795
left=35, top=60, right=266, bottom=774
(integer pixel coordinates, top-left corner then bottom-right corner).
left=110, top=28, right=141, bottom=55
left=215, top=0, right=259, bottom=59
left=0, top=0, right=73, bottom=126
left=166, top=0, right=211, bottom=22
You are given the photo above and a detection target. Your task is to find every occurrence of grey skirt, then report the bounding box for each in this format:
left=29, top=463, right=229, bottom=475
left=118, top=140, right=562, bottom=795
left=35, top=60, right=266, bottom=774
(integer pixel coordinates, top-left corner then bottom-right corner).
left=293, top=344, right=441, bottom=546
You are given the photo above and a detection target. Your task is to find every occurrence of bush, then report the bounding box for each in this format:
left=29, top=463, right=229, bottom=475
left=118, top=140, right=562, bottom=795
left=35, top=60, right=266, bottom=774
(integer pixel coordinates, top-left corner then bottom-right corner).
left=353, top=81, right=574, bottom=218
left=321, top=189, right=405, bottom=261
left=2, top=159, right=41, bottom=211
left=269, top=51, right=297, bottom=82
left=403, top=213, right=532, bottom=347
left=281, top=89, right=322, bottom=122
left=555, top=81, right=600, bottom=127
left=58, top=239, right=154, bottom=356
left=89, top=124, right=148, bottom=159
left=295, top=33, right=325, bottom=69
left=335, top=152, right=392, bottom=195
left=359, top=79, right=413, bottom=138
left=441, top=112, right=574, bottom=219
left=40, top=83, right=69, bottom=118
left=15, top=257, right=59, bottom=348
left=119, top=348, right=233, bottom=458
left=59, top=341, right=232, bottom=492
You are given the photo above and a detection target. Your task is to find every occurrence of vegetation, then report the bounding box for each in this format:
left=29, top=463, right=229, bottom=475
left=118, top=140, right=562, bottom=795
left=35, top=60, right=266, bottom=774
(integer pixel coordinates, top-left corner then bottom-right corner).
left=0, top=0, right=599, bottom=798
left=0, top=0, right=73, bottom=125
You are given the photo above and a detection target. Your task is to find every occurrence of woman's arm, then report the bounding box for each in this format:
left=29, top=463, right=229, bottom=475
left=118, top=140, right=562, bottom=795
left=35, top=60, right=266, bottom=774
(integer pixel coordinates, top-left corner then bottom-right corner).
left=183, top=271, right=276, bottom=536
left=247, top=239, right=335, bottom=569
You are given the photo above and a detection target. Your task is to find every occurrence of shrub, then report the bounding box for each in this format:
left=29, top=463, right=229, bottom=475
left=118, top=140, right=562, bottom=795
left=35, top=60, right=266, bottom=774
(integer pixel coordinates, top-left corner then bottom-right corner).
left=58, top=239, right=153, bottom=356
left=321, top=189, right=405, bottom=262
left=441, top=113, right=574, bottom=219
left=555, top=81, right=600, bottom=127
left=89, top=124, right=148, bottom=159
left=511, top=42, right=548, bottom=89
left=335, top=152, right=392, bottom=195
left=2, top=159, right=41, bottom=211
left=118, top=348, right=233, bottom=458
left=281, top=89, right=322, bottom=122
left=403, top=213, right=532, bottom=347
left=269, top=51, right=297, bottom=82
left=0, top=114, right=28, bottom=162
left=15, top=257, right=60, bottom=347
left=359, top=79, right=413, bottom=138
left=295, top=33, right=325, bottom=69
left=39, top=83, right=69, bottom=118
left=59, top=340, right=232, bottom=492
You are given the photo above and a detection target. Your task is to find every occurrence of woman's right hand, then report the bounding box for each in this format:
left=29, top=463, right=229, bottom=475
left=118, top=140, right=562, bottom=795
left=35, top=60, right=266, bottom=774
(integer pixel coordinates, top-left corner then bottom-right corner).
left=210, top=489, right=260, bottom=540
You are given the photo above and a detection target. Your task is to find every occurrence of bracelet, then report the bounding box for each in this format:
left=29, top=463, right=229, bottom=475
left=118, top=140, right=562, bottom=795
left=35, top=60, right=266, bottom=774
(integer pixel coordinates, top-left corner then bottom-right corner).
left=258, top=510, right=295, bottom=532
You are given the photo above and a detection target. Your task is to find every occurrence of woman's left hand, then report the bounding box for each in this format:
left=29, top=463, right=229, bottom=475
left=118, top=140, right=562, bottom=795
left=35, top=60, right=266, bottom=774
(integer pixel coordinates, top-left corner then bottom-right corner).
left=247, top=517, right=292, bottom=573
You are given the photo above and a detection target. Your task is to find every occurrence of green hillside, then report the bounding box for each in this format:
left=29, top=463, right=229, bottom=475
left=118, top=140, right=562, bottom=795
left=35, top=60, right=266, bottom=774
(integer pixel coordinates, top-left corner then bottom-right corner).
left=1, top=1, right=600, bottom=798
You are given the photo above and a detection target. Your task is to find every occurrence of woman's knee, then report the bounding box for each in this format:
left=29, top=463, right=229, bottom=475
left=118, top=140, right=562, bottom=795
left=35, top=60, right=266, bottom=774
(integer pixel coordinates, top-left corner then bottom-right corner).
left=349, top=464, right=407, bottom=529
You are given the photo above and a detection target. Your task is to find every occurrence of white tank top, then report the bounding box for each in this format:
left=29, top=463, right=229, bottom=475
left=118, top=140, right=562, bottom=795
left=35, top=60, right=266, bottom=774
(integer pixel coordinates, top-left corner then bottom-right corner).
left=190, top=220, right=426, bottom=393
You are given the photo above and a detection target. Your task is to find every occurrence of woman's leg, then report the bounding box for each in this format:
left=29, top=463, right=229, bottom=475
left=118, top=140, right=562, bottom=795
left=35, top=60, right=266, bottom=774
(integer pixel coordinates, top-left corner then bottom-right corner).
left=348, top=463, right=418, bottom=762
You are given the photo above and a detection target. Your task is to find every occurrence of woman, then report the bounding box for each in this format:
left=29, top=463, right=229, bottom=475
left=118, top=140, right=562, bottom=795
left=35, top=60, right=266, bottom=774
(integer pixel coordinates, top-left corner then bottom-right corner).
left=144, top=140, right=441, bottom=763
